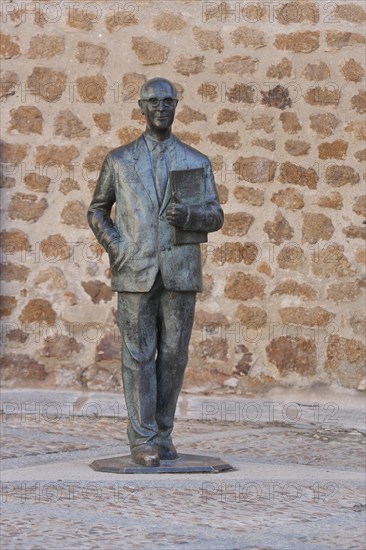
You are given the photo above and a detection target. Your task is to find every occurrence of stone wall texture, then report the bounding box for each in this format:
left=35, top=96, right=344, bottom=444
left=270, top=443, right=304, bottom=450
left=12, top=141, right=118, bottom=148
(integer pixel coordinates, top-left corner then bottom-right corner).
left=1, top=0, right=365, bottom=394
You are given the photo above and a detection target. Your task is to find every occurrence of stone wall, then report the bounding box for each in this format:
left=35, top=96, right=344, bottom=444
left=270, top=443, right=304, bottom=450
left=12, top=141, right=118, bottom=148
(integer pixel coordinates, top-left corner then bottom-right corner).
left=1, top=0, right=365, bottom=393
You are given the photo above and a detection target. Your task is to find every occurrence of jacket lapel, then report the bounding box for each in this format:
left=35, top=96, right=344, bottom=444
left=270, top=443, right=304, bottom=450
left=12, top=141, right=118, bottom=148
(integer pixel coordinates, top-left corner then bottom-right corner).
left=160, top=138, right=188, bottom=214
left=132, top=136, right=159, bottom=209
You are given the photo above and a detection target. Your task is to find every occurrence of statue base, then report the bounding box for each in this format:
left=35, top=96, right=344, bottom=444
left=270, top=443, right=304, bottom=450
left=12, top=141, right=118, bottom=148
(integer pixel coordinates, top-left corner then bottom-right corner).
left=90, top=453, right=234, bottom=474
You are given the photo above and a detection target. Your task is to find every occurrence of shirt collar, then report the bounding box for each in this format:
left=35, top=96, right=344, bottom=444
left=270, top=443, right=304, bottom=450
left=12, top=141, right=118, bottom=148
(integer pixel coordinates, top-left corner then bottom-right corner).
left=144, top=132, right=176, bottom=154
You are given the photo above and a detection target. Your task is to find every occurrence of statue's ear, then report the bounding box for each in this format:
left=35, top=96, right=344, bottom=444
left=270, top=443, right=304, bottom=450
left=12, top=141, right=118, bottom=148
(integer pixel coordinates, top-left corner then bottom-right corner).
left=138, top=99, right=145, bottom=115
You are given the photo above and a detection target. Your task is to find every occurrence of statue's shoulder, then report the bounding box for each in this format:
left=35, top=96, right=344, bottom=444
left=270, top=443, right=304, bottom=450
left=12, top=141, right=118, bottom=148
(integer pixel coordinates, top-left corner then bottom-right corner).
left=107, top=135, right=143, bottom=161
left=174, top=136, right=210, bottom=164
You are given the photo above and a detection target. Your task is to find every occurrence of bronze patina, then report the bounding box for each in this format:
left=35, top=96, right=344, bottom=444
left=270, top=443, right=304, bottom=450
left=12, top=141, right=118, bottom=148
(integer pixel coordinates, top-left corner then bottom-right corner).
left=88, top=78, right=224, bottom=467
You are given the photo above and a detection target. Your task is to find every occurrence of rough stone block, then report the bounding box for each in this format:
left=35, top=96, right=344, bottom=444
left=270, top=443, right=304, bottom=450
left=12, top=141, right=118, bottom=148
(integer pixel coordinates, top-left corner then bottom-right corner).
left=76, top=42, right=109, bottom=66
left=34, top=267, right=67, bottom=290
left=225, top=272, right=265, bottom=300
left=271, top=188, right=304, bottom=210
left=117, top=127, right=141, bottom=145
left=221, top=213, right=254, bottom=236
left=0, top=296, right=17, bottom=317
left=215, top=56, right=258, bottom=75
left=234, top=156, right=276, bottom=183
left=35, top=145, right=79, bottom=166
left=0, top=33, right=20, bottom=58
left=305, top=86, right=340, bottom=107
left=247, top=115, right=274, bottom=133
left=318, top=140, right=348, bottom=160
left=9, top=106, right=43, bottom=135
left=230, top=26, right=266, bottom=48
left=327, top=282, right=361, bottom=303
left=1, top=143, right=28, bottom=164
left=1, top=354, right=47, bottom=382
left=275, top=2, right=319, bottom=25
left=0, top=229, right=30, bottom=254
left=302, top=213, right=335, bottom=244
left=153, top=12, right=186, bottom=32
left=325, top=165, right=360, bottom=187
left=274, top=31, right=319, bottom=53
left=60, top=201, right=88, bottom=228
left=277, top=245, right=305, bottom=270
left=343, top=225, right=366, bottom=240
left=310, top=113, right=339, bottom=137
left=19, top=299, right=56, bottom=324
left=193, top=27, right=223, bottom=52
left=341, top=59, right=364, bottom=82
left=266, top=337, right=316, bottom=375
left=0, top=263, right=30, bottom=282
left=0, top=70, right=19, bottom=98
left=315, top=192, right=343, bottom=210
left=271, top=281, right=317, bottom=301
left=280, top=112, right=301, bottom=134
left=311, top=244, right=353, bottom=278
left=176, top=106, right=206, bottom=125
left=326, top=335, right=365, bottom=389
left=67, top=8, right=96, bottom=30
left=326, top=31, right=365, bottom=50
left=234, top=186, right=264, bottom=206
left=8, top=193, right=47, bottom=222
left=351, top=90, right=366, bottom=114
left=279, top=162, right=318, bottom=189
left=82, top=280, right=114, bottom=304
left=279, top=306, right=335, bottom=327
left=27, top=67, right=67, bottom=102
left=345, top=121, right=366, bottom=140
left=131, top=37, right=168, bottom=65
left=334, top=4, right=366, bottom=24
left=40, top=234, right=70, bottom=261
left=208, top=131, right=241, bottom=149
left=261, top=85, right=291, bottom=110
left=264, top=212, right=294, bottom=245
left=76, top=75, right=107, bottom=104
left=252, top=138, right=275, bottom=152
left=172, top=56, right=204, bottom=76
left=27, top=35, right=64, bottom=58
left=93, top=113, right=111, bottom=133
left=235, top=305, right=267, bottom=329
left=284, top=140, right=310, bottom=157
left=54, top=110, right=90, bottom=138
left=266, top=58, right=292, bottom=79
left=353, top=196, right=366, bottom=217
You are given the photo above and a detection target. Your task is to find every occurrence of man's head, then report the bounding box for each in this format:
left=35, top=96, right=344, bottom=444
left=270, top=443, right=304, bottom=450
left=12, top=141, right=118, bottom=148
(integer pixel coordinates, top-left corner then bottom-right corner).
left=138, top=78, right=178, bottom=138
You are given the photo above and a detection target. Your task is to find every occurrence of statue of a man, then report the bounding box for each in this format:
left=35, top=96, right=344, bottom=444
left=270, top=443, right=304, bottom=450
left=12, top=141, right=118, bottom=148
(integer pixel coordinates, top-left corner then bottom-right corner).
left=88, top=77, right=224, bottom=466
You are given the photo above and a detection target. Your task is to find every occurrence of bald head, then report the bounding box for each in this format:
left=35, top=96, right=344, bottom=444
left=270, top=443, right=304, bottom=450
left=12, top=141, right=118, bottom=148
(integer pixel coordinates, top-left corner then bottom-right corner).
left=140, top=78, right=177, bottom=100
left=138, top=77, right=178, bottom=140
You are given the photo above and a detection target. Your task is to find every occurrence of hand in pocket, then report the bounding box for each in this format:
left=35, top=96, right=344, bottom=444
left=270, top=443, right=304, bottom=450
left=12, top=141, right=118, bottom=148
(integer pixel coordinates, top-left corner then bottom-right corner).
left=108, top=239, right=126, bottom=270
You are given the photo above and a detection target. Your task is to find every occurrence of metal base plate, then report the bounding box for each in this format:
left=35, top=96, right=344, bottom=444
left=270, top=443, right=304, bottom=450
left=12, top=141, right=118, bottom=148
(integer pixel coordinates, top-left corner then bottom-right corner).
left=90, top=453, right=234, bottom=474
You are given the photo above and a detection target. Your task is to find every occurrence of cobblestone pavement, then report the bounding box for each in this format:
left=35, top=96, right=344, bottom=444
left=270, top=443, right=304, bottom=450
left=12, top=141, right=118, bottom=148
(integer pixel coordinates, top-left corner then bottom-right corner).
left=1, top=389, right=365, bottom=550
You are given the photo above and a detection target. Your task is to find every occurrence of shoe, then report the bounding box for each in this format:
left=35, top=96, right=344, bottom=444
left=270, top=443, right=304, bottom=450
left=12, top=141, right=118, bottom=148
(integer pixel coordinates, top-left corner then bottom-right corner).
left=158, top=438, right=178, bottom=460
left=131, top=444, right=160, bottom=467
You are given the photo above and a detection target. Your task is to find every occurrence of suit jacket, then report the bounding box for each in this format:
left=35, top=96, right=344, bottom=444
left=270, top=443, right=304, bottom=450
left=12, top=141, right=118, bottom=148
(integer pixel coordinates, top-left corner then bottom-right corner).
left=87, top=134, right=224, bottom=292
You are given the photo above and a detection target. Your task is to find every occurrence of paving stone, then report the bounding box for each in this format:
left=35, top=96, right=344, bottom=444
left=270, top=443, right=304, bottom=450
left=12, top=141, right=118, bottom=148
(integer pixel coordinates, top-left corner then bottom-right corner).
left=1, top=388, right=364, bottom=550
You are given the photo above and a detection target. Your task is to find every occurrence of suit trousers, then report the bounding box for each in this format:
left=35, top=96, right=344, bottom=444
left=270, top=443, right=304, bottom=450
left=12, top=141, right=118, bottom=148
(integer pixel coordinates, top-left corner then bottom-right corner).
left=117, top=272, right=196, bottom=449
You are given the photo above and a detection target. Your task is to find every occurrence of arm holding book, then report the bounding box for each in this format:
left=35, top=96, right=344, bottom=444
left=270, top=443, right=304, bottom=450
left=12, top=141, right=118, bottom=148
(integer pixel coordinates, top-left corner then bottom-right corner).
left=166, top=161, right=224, bottom=235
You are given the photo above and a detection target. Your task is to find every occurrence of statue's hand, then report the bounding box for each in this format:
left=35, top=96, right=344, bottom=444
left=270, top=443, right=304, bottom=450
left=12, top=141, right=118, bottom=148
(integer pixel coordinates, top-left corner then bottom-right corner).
left=166, top=193, right=189, bottom=228
left=107, top=239, right=125, bottom=269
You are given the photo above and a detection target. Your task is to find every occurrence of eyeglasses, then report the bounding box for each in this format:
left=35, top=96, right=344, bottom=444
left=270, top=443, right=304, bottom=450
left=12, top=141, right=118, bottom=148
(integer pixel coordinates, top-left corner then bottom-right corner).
left=141, top=97, right=177, bottom=108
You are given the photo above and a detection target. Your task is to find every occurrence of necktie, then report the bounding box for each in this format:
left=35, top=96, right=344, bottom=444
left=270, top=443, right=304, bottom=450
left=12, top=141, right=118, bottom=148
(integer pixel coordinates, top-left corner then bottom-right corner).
left=153, top=143, right=168, bottom=206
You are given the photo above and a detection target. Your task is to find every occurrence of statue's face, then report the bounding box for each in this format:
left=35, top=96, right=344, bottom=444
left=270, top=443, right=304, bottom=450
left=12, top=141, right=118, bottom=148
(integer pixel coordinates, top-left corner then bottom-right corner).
left=139, top=80, right=177, bottom=134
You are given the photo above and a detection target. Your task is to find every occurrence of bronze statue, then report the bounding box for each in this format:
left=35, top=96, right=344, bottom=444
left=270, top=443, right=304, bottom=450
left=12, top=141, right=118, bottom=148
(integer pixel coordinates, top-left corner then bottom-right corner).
left=88, top=78, right=224, bottom=467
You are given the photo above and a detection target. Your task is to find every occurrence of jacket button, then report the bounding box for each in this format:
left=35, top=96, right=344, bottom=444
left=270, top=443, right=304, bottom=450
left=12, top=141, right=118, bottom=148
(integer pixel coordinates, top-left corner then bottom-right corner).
left=159, top=215, right=164, bottom=220
left=160, top=246, right=166, bottom=251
